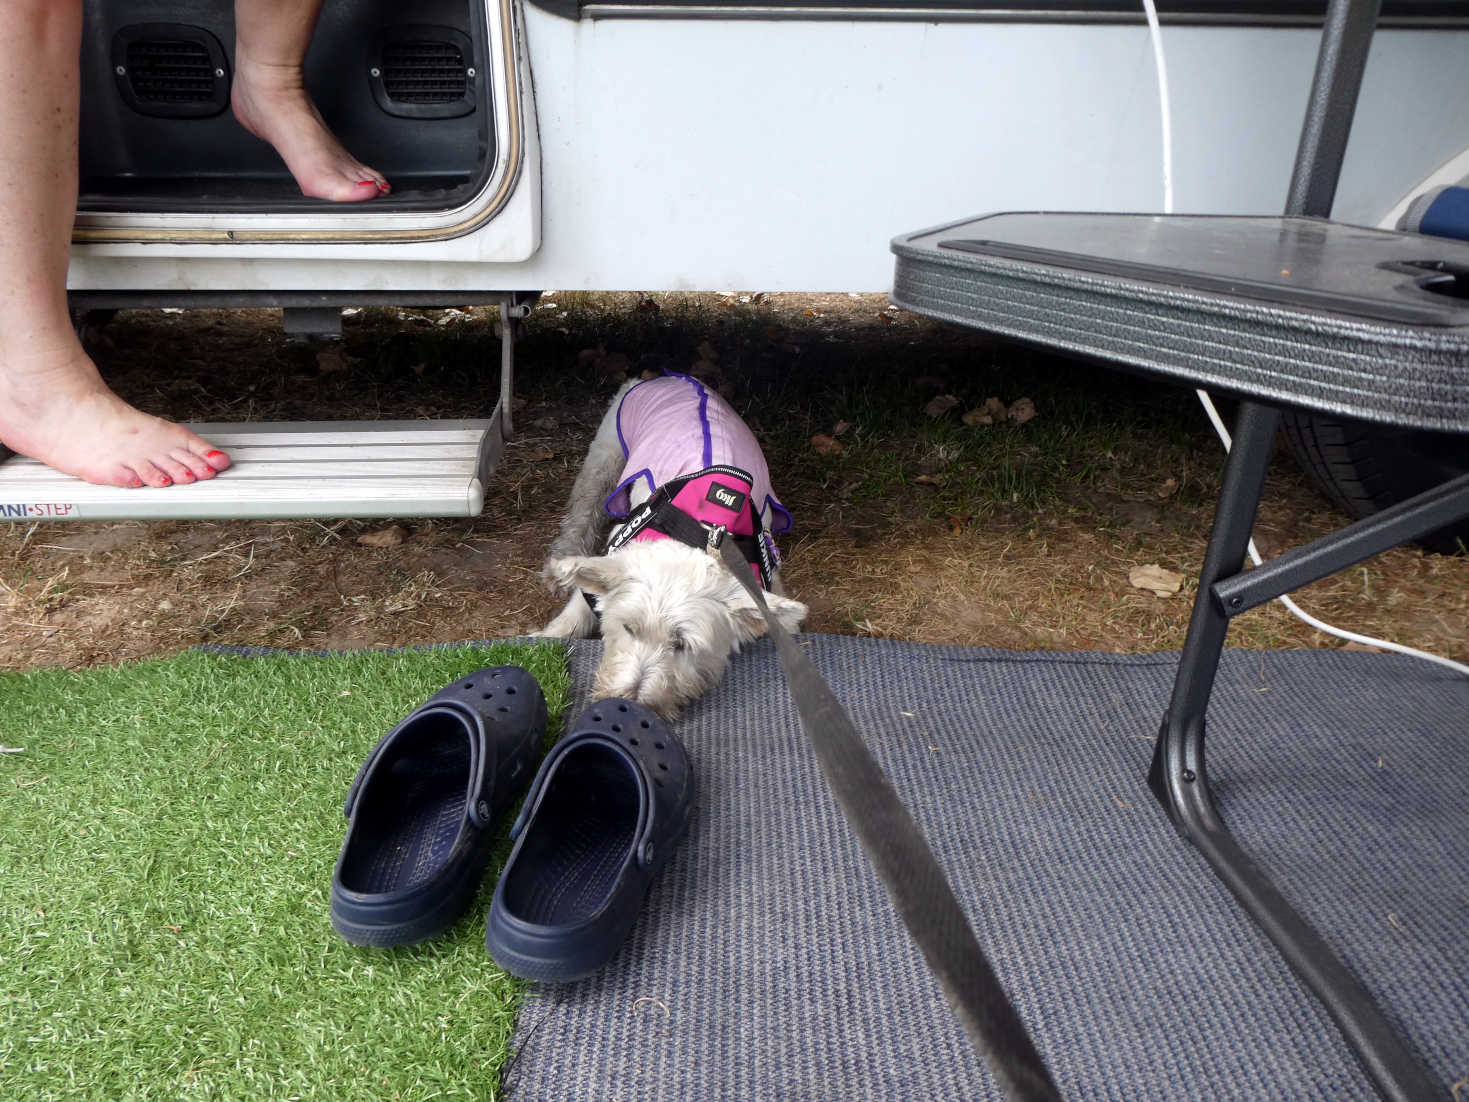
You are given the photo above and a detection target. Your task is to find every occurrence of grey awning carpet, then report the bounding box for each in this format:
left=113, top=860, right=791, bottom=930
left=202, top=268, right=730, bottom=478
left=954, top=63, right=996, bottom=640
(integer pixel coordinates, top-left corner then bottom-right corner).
left=503, top=637, right=1467, bottom=1100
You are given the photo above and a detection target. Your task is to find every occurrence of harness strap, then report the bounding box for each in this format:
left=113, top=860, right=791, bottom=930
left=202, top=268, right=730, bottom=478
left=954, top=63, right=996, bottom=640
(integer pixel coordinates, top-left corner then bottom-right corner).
left=608, top=467, right=774, bottom=587
left=716, top=537, right=1062, bottom=1101
left=643, top=504, right=767, bottom=580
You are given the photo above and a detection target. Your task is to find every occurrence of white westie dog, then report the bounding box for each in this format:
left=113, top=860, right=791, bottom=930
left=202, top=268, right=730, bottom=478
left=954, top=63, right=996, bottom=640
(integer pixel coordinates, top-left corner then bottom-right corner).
left=537, top=373, right=807, bottom=718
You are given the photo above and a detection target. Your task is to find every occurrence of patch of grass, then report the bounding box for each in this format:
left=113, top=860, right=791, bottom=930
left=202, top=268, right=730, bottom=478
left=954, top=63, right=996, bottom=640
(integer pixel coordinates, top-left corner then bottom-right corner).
left=21, top=297, right=1459, bottom=670
left=742, top=340, right=1219, bottom=525
left=0, top=642, right=571, bottom=1102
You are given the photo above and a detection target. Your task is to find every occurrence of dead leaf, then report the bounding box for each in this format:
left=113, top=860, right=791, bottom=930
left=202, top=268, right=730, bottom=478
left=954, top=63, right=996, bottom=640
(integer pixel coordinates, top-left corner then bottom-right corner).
left=635, top=297, right=661, bottom=313
left=810, top=434, right=844, bottom=456
left=803, top=309, right=821, bottom=318
left=984, top=396, right=1009, bottom=421
left=357, top=525, right=407, bottom=548
left=1009, top=397, right=1037, bottom=424
left=597, top=352, right=632, bottom=378
left=961, top=408, right=994, bottom=427
left=946, top=514, right=971, bottom=535
left=524, top=448, right=556, bottom=462
left=830, top=421, right=851, bottom=437
left=876, top=311, right=894, bottom=325
left=913, top=474, right=942, bottom=487
left=1129, top=564, right=1184, bottom=597
left=315, top=345, right=354, bottom=374
left=923, top=394, right=961, bottom=418
left=575, top=342, right=628, bottom=378
left=1158, top=477, right=1180, bottom=499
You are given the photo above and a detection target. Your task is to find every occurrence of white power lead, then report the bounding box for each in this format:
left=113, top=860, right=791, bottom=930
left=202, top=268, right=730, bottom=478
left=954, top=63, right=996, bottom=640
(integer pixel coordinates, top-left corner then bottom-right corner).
left=1139, top=1, right=1468, bottom=676
left=1140, top=0, right=1174, bottom=215
left=1193, top=389, right=1469, bottom=675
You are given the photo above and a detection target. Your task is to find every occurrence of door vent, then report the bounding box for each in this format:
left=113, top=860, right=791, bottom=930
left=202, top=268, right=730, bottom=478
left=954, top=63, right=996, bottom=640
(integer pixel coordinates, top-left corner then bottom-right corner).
left=112, top=24, right=230, bottom=119
left=370, top=27, right=476, bottom=119
left=384, top=41, right=466, bottom=103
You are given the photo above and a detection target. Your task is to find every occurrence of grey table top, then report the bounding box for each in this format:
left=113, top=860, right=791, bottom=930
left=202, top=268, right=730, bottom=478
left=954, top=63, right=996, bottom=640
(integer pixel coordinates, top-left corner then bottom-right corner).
left=892, top=213, right=1469, bottom=432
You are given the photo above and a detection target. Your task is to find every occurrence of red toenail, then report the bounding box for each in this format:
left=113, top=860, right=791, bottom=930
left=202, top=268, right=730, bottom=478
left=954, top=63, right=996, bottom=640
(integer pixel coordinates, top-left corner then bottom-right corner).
left=159, top=475, right=172, bottom=486
left=207, top=450, right=227, bottom=462
left=359, top=180, right=377, bottom=187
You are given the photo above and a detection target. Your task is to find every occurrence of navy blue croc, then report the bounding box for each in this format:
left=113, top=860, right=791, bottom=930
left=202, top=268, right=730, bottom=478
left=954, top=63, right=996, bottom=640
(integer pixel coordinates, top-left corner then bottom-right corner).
left=485, top=698, right=695, bottom=982
left=330, top=666, right=547, bottom=947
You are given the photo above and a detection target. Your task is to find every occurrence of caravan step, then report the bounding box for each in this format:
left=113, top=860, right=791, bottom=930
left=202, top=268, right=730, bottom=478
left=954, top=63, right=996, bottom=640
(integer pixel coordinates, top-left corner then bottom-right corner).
left=0, top=420, right=500, bottom=522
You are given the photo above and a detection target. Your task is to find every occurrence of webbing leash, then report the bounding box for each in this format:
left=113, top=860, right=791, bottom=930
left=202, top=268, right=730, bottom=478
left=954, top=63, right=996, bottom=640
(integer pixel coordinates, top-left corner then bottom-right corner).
left=716, top=536, right=1062, bottom=1101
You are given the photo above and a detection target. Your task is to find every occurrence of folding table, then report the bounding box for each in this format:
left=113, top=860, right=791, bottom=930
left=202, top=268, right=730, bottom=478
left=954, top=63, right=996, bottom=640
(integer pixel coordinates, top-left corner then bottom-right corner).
left=889, top=0, right=1469, bottom=1095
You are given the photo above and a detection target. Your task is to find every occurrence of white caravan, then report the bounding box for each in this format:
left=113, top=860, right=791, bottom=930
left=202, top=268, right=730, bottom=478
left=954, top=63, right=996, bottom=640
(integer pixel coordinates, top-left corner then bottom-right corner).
left=9, top=0, right=1469, bottom=519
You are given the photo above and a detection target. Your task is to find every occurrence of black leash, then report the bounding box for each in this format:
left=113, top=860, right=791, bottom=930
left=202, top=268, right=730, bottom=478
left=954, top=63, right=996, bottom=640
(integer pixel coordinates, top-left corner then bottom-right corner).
left=716, top=537, right=1062, bottom=1101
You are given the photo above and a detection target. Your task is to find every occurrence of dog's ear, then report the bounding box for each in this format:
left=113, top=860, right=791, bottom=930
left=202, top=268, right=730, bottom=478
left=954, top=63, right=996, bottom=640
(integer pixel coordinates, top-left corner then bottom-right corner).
left=768, top=592, right=808, bottom=634
left=547, top=555, right=625, bottom=596
left=729, top=589, right=808, bottom=642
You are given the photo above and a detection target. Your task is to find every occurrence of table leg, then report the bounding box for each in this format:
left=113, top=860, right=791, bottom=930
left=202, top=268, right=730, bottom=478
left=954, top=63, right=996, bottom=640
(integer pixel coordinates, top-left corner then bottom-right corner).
left=1147, top=400, right=1439, bottom=1101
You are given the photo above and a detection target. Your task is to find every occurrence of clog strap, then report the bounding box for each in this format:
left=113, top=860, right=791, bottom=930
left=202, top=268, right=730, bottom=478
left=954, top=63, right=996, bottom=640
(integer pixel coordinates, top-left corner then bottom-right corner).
left=343, top=700, right=492, bottom=826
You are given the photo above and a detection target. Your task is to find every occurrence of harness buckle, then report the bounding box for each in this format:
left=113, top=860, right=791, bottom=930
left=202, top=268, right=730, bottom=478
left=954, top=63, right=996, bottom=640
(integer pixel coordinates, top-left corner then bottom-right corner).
left=702, top=523, right=727, bottom=552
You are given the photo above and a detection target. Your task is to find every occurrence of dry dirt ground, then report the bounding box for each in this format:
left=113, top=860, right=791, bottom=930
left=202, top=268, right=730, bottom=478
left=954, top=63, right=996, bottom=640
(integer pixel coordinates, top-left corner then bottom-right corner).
left=2, top=292, right=1466, bottom=673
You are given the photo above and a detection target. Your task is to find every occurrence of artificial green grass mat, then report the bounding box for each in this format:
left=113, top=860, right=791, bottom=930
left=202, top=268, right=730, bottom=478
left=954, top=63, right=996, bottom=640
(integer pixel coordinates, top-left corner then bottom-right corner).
left=0, top=642, right=571, bottom=1101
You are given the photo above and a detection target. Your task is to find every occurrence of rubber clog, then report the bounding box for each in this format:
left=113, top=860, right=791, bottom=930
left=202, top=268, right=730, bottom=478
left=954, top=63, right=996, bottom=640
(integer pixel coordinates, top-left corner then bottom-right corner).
left=485, top=698, right=695, bottom=981
left=330, top=666, right=547, bottom=947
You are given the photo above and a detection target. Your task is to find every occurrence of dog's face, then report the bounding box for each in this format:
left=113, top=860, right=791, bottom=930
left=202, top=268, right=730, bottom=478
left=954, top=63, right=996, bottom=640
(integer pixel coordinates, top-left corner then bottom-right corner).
left=548, top=539, right=807, bottom=719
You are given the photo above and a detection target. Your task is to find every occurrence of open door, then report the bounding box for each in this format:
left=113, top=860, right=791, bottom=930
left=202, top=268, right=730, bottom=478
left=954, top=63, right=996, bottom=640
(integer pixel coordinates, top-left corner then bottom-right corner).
left=74, top=0, right=536, bottom=256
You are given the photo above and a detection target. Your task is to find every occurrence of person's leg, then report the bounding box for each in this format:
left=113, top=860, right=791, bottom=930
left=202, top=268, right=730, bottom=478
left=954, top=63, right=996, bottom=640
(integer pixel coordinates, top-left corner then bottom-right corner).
left=231, top=0, right=389, bottom=202
left=0, top=1, right=229, bottom=488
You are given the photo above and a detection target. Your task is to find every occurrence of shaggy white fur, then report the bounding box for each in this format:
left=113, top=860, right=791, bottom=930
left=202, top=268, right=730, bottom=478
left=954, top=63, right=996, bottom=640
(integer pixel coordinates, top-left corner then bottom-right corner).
left=536, top=380, right=806, bottom=719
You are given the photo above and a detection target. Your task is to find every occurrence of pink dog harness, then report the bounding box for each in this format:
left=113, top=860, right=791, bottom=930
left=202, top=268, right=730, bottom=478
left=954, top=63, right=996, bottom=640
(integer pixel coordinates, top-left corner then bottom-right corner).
left=603, top=374, right=792, bottom=588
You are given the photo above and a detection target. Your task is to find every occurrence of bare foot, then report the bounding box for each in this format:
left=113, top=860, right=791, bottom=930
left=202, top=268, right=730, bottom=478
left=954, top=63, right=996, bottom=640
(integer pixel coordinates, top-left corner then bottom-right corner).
left=0, top=348, right=230, bottom=488
left=231, top=53, right=389, bottom=203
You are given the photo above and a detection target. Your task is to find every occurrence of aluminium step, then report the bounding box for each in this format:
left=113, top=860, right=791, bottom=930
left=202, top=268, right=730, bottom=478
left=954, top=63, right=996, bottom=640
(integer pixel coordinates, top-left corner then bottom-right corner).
left=0, top=419, right=504, bottom=521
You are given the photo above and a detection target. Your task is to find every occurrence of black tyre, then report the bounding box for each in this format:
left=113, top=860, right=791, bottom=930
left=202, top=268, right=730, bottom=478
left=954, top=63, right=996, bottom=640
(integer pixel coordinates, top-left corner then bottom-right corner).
left=1281, top=412, right=1469, bottom=554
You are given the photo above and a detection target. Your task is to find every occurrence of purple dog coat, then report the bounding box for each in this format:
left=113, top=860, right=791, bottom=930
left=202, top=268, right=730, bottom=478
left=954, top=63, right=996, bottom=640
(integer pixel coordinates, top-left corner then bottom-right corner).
left=603, top=374, right=792, bottom=584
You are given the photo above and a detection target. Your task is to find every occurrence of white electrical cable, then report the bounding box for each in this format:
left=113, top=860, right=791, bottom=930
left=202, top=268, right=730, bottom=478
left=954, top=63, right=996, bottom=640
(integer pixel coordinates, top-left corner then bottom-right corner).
left=1140, top=0, right=1174, bottom=214
left=1139, top=3, right=1469, bottom=676
left=1193, top=389, right=1469, bottom=675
